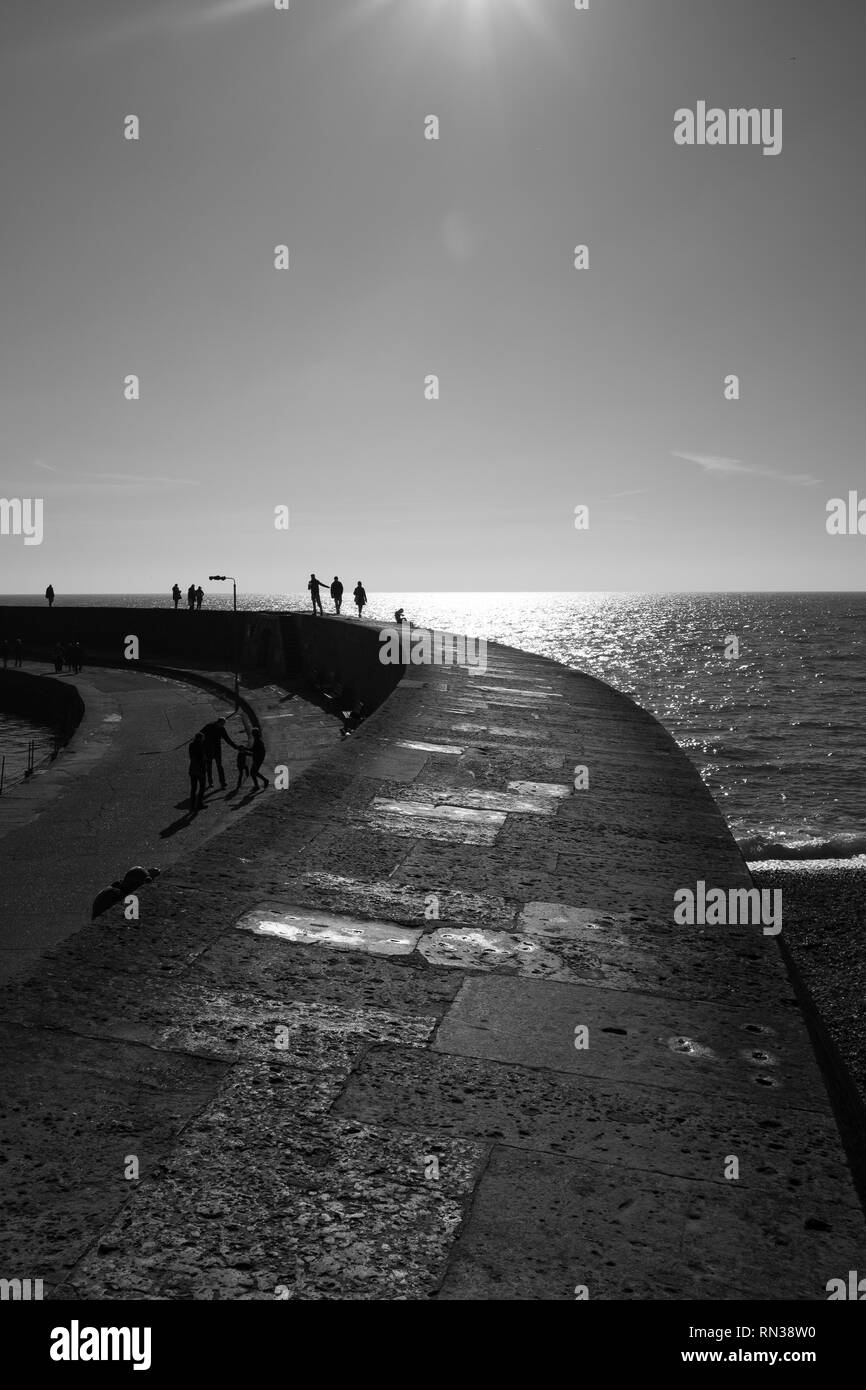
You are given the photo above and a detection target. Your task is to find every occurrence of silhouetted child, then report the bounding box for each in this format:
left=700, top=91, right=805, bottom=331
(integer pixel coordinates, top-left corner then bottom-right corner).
left=235, top=744, right=251, bottom=789
left=250, top=726, right=268, bottom=790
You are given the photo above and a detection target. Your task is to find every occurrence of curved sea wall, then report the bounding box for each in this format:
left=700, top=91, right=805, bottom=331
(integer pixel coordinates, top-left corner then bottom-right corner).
left=0, top=669, right=84, bottom=742
left=0, top=607, right=403, bottom=716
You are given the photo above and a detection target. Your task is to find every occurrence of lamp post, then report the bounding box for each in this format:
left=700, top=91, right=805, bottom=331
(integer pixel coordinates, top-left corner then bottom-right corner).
left=209, top=574, right=239, bottom=706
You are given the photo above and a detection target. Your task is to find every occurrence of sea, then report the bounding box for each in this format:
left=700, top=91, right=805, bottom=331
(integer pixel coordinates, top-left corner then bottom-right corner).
left=2, top=591, right=864, bottom=863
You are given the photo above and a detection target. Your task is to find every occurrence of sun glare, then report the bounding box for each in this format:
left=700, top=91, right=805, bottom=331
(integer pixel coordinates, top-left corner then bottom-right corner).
left=339, top=0, right=555, bottom=51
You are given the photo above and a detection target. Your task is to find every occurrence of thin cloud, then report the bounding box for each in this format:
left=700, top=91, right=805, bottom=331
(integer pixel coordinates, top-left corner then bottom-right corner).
left=82, top=472, right=199, bottom=488
left=56, top=0, right=270, bottom=58
left=671, top=451, right=820, bottom=486
left=605, top=487, right=652, bottom=499
left=27, top=463, right=198, bottom=492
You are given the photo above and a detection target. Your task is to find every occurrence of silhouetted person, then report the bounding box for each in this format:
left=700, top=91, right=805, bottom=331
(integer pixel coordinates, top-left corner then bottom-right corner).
left=195, top=585, right=204, bottom=611
left=330, top=576, right=344, bottom=614
left=14, top=638, right=22, bottom=667
left=70, top=641, right=83, bottom=673
left=249, top=725, right=268, bottom=790
left=53, top=642, right=65, bottom=673
left=187, top=584, right=196, bottom=611
left=45, top=584, right=55, bottom=608
left=1, top=639, right=8, bottom=668
left=308, top=573, right=325, bottom=616
left=188, top=732, right=207, bottom=813
left=394, top=608, right=405, bottom=624
left=235, top=743, right=251, bottom=790
left=200, top=716, right=238, bottom=790
left=172, top=583, right=181, bottom=610
left=353, top=581, right=367, bottom=618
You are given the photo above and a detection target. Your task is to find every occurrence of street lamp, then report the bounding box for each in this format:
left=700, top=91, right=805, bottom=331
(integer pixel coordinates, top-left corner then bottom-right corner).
left=209, top=574, right=239, bottom=706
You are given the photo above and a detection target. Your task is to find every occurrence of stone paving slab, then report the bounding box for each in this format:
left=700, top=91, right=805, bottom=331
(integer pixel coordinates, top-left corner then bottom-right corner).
left=436, top=1147, right=865, bottom=1301
left=433, top=975, right=828, bottom=1107
left=336, top=1045, right=860, bottom=1201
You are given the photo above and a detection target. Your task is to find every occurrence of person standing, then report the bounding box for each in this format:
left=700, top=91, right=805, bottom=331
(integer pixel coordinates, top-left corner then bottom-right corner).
left=172, top=583, right=182, bottom=610
left=187, top=584, right=196, bottom=611
left=1, top=638, right=8, bottom=668
left=45, top=584, right=55, bottom=608
left=195, top=585, right=204, bottom=611
left=13, top=638, right=22, bottom=667
left=330, top=576, right=344, bottom=614
left=308, top=573, right=325, bottom=616
left=200, top=716, right=238, bottom=790
left=353, top=580, right=367, bottom=618
left=249, top=725, right=268, bottom=791
left=188, top=731, right=207, bottom=813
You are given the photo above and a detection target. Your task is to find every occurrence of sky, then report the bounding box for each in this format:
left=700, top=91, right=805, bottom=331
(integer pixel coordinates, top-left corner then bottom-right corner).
left=1, top=0, right=865, bottom=593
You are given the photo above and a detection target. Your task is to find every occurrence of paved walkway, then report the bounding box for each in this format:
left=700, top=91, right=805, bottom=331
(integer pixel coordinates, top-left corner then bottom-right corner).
left=1, top=635, right=863, bottom=1299
left=0, top=663, right=339, bottom=984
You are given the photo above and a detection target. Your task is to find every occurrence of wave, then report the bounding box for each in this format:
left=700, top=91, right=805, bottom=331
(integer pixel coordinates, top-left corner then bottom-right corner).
left=739, top=831, right=866, bottom=861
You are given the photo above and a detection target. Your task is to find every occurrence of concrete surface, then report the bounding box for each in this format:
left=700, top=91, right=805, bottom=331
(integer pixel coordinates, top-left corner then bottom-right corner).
left=0, top=621, right=863, bottom=1300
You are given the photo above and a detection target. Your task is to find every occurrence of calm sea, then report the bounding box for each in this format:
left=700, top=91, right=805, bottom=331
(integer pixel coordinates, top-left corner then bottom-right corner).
left=3, top=592, right=864, bottom=860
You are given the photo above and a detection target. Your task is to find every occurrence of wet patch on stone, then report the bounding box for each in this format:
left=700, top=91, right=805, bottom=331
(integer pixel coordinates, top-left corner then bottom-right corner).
left=464, top=685, right=561, bottom=699
left=397, top=740, right=464, bottom=755
left=418, top=928, right=562, bottom=976
left=236, top=904, right=422, bottom=956
left=153, top=996, right=437, bottom=1067
left=260, top=873, right=518, bottom=931
left=667, top=1035, right=715, bottom=1059
left=507, top=781, right=572, bottom=801
left=363, top=798, right=505, bottom=845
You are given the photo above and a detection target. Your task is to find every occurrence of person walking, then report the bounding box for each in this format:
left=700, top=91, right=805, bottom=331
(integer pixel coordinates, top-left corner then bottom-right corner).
left=45, top=584, right=55, bottom=608
left=171, top=583, right=182, bottom=610
left=353, top=580, right=367, bottom=618
left=200, top=715, right=238, bottom=790
left=195, top=585, right=204, bottom=611
left=249, top=725, right=268, bottom=790
left=187, top=584, right=196, bottom=611
left=308, top=573, right=325, bottom=616
left=13, top=638, right=22, bottom=667
left=330, top=576, right=344, bottom=614
left=188, top=731, right=207, bottom=813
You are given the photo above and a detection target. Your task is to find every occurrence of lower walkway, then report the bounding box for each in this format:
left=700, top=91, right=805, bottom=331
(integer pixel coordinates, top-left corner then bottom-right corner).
left=0, top=663, right=339, bottom=984
left=1, top=634, right=863, bottom=1298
